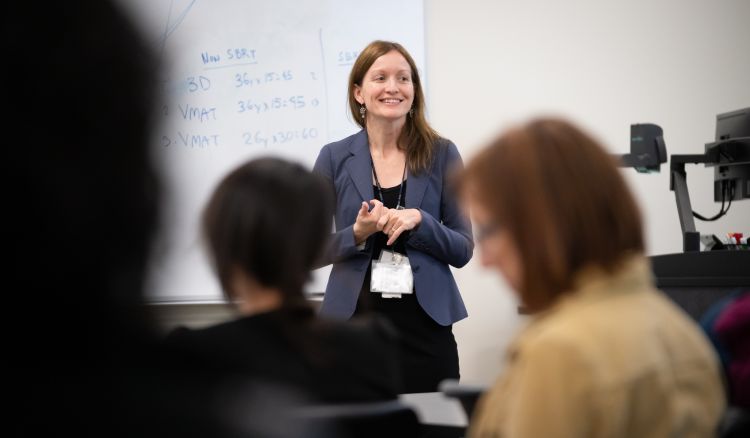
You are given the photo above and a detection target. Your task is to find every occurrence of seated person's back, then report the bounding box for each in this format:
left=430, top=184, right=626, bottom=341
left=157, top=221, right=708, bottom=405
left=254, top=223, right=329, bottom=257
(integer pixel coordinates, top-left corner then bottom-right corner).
left=474, top=257, right=724, bottom=437
left=165, top=158, right=401, bottom=404
left=167, top=307, right=400, bottom=402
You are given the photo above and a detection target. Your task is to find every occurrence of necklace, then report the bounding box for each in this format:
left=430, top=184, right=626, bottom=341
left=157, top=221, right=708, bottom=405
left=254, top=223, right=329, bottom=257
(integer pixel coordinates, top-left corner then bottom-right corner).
left=371, top=158, right=407, bottom=210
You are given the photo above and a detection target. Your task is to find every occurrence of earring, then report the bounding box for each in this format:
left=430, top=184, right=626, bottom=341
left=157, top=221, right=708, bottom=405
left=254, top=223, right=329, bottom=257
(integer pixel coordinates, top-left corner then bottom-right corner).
left=360, top=105, right=366, bottom=119
left=409, top=107, right=414, bottom=118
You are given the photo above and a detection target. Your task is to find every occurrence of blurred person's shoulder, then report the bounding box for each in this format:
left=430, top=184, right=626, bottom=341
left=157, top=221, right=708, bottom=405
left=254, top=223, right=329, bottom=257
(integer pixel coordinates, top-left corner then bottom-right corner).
left=514, top=255, right=722, bottom=382
left=311, top=314, right=402, bottom=400
left=161, top=311, right=293, bottom=367
left=313, top=313, right=399, bottom=348
left=165, top=312, right=277, bottom=344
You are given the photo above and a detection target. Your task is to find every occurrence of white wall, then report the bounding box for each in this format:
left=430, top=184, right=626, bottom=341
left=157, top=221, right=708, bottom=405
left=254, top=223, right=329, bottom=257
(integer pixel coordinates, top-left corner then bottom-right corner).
left=425, top=0, right=750, bottom=385
left=152, top=0, right=750, bottom=387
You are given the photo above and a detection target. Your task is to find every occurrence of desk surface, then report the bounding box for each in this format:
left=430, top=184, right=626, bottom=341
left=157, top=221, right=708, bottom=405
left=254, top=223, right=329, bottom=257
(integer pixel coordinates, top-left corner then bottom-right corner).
left=399, top=392, right=468, bottom=427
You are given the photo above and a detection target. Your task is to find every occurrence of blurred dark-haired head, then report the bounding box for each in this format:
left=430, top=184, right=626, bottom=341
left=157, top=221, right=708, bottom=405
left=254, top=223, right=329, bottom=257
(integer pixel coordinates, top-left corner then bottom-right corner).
left=202, top=157, right=334, bottom=307
left=6, top=0, right=160, bottom=357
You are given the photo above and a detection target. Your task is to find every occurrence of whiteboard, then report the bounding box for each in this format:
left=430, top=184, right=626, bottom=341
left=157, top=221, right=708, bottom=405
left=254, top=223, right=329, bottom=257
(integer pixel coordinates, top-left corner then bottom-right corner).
left=120, top=0, right=425, bottom=303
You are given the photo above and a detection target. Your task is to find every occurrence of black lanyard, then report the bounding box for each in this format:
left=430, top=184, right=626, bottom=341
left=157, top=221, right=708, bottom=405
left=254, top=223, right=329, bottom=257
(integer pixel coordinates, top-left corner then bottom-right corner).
left=371, top=158, right=407, bottom=210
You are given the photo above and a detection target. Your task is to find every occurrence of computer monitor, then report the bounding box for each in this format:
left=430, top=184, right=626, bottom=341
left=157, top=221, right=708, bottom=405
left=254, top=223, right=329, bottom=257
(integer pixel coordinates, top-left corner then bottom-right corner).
left=705, top=107, right=750, bottom=201
left=716, top=107, right=750, bottom=141
left=669, top=107, right=750, bottom=251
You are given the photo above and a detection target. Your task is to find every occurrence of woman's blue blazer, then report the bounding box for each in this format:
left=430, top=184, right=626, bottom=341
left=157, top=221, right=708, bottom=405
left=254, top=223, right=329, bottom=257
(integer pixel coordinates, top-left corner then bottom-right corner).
left=313, top=130, right=473, bottom=326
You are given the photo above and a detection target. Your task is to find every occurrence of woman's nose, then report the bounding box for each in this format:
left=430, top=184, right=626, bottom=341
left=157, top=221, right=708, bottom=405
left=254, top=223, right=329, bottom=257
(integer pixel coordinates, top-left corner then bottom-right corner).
left=385, top=78, right=398, bottom=92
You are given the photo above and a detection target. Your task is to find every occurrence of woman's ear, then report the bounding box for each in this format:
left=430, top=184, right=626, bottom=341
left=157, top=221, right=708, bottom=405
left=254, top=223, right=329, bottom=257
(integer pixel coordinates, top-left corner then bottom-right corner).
left=353, top=85, right=364, bottom=105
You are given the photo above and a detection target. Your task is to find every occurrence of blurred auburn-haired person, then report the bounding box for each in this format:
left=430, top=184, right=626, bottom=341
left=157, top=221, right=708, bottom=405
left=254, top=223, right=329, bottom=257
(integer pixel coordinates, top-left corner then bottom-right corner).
left=461, top=118, right=725, bottom=438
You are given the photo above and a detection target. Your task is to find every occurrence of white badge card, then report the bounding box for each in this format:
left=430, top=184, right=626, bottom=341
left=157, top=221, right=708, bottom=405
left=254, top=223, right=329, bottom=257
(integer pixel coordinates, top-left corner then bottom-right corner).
left=371, top=250, right=414, bottom=295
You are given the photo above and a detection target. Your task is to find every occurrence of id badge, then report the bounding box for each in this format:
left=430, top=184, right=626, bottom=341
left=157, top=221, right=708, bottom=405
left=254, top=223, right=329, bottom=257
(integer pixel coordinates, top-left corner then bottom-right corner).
left=371, top=250, right=413, bottom=296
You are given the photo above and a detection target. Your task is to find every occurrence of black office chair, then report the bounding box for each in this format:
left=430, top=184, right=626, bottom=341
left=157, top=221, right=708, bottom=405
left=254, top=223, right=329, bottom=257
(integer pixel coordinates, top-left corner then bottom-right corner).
left=294, top=399, right=420, bottom=438
left=438, top=379, right=487, bottom=420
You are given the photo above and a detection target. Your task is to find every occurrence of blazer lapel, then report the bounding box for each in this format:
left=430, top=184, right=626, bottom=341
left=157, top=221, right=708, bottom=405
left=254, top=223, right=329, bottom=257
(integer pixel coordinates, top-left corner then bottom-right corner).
left=406, top=166, right=429, bottom=209
left=345, top=130, right=373, bottom=202
left=345, top=129, right=430, bottom=208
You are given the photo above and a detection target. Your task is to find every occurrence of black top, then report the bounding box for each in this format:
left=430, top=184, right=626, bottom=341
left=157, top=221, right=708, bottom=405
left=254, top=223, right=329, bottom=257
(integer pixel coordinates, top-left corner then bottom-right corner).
left=370, top=182, right=409, bottom=257
left=356, top=181, right=460, bottom=393
left=164, top=307, right=402, bottom=403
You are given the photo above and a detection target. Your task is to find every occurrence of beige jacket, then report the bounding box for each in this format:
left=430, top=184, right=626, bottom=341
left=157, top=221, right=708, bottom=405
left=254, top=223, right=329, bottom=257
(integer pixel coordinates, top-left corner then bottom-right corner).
left=469, top=257, right=725, bottom=438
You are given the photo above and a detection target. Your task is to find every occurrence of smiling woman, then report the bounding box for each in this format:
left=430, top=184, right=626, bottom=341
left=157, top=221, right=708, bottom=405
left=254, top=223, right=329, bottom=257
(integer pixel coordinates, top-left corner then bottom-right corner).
left=313, top=40, right=474, bottom=394
left=354, top=51, right=413, bottom=126
left=347, top=41, right=437, bottom=175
